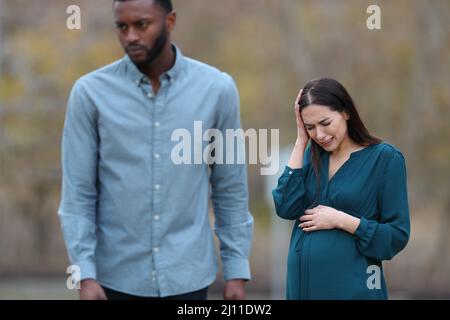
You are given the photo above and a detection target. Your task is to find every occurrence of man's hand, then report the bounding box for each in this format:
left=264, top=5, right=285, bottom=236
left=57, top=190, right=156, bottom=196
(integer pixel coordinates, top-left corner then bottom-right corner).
left=223, top=279, right=246, bottom=300
left=79, top=279, right=108, bottom=300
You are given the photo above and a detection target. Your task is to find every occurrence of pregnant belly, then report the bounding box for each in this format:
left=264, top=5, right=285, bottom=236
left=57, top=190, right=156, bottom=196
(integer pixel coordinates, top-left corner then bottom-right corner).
left=309, top=229, right=362, bottom=264
left=306, top=229, right=375, bottom=299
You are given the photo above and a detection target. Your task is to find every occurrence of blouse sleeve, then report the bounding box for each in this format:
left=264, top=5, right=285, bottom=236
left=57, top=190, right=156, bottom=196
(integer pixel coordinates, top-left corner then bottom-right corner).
left=272, top=144, right=311, bottom=220
left=353, top=151, right=411, bottom=261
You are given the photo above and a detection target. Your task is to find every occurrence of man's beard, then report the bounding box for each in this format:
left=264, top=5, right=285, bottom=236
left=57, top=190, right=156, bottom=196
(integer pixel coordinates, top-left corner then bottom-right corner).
left=126, top=26, right=168, bottom=67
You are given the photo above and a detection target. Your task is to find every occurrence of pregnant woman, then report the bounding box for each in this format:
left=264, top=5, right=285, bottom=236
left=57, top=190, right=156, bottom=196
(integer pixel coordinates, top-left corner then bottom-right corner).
left=272, top=78, right=410, bottom=299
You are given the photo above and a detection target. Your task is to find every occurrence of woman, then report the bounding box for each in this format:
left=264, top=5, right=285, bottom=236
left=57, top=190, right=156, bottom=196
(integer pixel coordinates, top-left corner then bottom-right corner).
left=272, top=78, right=410, bottom=300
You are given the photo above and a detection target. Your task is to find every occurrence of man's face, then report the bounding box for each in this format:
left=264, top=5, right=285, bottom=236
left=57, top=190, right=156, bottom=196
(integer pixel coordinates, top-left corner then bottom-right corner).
left=113, top=0, right=175, bottom=65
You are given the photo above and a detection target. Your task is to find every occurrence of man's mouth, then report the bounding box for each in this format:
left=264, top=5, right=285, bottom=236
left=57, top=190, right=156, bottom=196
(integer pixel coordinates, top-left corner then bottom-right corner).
left=126, top=46, right=146, bottom=54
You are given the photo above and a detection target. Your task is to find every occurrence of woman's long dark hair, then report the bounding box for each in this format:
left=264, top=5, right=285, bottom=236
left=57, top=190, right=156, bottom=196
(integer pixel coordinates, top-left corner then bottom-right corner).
left=298, top=78, right=382, bottom=201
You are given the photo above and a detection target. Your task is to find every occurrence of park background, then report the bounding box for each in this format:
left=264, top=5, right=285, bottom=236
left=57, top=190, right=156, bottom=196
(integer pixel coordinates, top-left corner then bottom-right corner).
left=0, top=0, right=449, bottom=299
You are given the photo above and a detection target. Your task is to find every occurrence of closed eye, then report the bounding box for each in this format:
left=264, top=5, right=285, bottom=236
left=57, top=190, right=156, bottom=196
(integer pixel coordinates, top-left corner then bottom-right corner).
left=305, top=122, right=331, bottom=130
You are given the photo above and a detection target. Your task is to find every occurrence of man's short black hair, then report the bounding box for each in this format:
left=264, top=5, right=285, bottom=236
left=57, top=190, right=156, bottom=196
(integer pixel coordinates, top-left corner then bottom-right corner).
left=113, top=0, right=173, bottom=13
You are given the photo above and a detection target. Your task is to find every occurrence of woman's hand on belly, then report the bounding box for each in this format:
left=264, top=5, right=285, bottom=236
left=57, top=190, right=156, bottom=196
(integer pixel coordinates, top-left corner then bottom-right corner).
left=299, top=205, right=361, bottom=234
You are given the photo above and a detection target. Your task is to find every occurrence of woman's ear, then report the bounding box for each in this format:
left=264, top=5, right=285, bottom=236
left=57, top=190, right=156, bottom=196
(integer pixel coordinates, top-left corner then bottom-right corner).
left=344, top=112, right=350, bottom=121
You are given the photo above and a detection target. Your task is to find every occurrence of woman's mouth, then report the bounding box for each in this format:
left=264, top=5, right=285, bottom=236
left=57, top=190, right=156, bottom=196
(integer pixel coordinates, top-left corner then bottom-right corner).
left=320, top=138, right=334, bottom=147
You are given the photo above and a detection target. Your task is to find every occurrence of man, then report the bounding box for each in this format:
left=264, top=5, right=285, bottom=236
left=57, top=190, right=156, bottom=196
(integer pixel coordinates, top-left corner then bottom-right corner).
left=58, top=0, right=253, bottom=300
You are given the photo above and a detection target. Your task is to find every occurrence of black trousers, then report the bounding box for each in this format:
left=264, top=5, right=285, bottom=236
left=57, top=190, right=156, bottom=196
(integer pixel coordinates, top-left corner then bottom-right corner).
left=102, top=286, right=208, bottom=300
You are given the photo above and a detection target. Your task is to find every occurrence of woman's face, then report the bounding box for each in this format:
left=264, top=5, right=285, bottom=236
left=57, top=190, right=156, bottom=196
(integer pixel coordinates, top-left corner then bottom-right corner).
left=301, top=104, right=350, bottom=152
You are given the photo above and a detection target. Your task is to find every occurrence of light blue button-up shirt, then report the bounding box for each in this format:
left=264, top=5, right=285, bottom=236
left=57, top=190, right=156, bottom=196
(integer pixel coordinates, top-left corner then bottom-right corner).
left=58, top=45, right=254, bottom=297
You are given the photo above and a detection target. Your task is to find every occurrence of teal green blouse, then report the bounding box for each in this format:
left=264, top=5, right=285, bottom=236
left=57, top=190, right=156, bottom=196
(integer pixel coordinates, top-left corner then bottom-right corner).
left=272, top=142, right=410, bottom=300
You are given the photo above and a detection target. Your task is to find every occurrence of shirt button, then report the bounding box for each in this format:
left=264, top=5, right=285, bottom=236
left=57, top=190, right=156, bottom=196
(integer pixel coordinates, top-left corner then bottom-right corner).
left=147, top=93, right=153, bottom=99
left=289, top=171, right=293, bottom=175
left=154, top=215, right=160, bottom=221
left=152, top=270, right=156, bottom=276
left=153, top=247, right=159, bottom=253
left=154, top=122, right=160, bottom=127
left=154, top=153, right=160, bottom=160
left=154, top=184, right=160, bottom=190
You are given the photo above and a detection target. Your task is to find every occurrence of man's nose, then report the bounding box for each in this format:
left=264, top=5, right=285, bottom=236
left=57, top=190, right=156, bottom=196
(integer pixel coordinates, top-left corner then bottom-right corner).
left=125, top=27, right=140, bottom=44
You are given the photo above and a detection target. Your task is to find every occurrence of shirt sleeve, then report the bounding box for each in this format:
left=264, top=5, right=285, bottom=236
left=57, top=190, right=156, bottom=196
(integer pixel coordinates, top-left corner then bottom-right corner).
left=272, top=144, right=311, bottom=220
left=57, top=79, right=99, bottom=281
left=353, top=151, right=411, bottom=261
left=209, top=73, right=254, bottom=281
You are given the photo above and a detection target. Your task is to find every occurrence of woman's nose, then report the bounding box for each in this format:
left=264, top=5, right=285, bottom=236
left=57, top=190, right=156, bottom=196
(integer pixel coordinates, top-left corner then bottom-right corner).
left=316, top=128, right=327, bottom=141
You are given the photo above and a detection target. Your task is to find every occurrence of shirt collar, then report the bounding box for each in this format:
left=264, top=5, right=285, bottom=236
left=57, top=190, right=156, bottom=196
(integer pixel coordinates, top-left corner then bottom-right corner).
left=166, top=44, right=185, bottom=81
left=122, top=43, right=185, bottom=85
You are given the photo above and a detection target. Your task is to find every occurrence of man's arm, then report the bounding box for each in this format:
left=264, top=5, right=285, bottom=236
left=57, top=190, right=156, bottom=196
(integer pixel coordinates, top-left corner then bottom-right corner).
left=209, top=74, right=254, bottom=300
left=58, top=80, right=105, bottom=299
